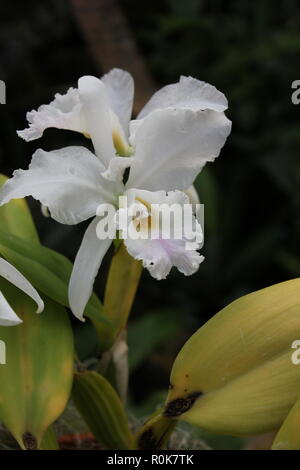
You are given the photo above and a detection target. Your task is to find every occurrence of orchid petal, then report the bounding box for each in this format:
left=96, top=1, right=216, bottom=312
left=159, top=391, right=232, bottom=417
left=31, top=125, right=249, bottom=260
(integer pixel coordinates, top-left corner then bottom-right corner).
left=138, top=75, right=228, bottom=119
left=102, top=68, right=134, bottom=137
left=121, top=189, right=204, bottom=280
left=17, top=88, right=87, bottom=142
left=127, top=108, right=231, bottom=192
left=78, top=76, right=116, bottom=165
left=125, top=237, right=204, bottom=280
left=185, top=185, right=200, bottom=207
left=68, top=217, right=113, bottom=320
left=0, top=291, right=22, bottom=326
left=184, top=185, right=202, bottom=223
left=101, top=156, right=134, bottom=182
left=0, top=257, right=44, bottom=315
left=0, top=146, right=121, bottom=225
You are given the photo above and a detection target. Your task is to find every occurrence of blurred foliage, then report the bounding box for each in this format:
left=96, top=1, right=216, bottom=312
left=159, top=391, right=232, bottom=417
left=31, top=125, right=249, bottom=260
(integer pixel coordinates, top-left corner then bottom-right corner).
left=0, top=0, right=299, bottom=449
left=169, top=422, right=245, bottom=450
left=128, top=309, right=181, bottom=372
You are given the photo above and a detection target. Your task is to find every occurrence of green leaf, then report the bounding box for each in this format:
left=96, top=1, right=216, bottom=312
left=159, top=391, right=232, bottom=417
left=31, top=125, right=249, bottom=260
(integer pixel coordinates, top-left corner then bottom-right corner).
left=72, top=370, right=134, bottom=450
left=272, top=395, right=300, bottom=450
left=74, top=320, right=100, bottom=361
left=0, top=231, right=108, bottom=329
left=0, top=174, right=39, bottom=242
left=128, top=310, right=181, bottom=372
left=164, top=278, right=300, bottom=436
left=0, top=279, right=74, bottom=449
left=98, top=243, right=142, bottom=352
left=0, top=177, right=69, bottom=450
left=135, top=409, right=176, bottom=450
left=39, top=426, right=60, bottom=450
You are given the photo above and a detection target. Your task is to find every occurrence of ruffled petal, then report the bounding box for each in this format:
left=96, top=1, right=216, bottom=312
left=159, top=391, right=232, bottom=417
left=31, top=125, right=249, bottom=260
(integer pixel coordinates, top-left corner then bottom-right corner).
left=0, top=146, right=121, bottom=225
left=18, top=72, right=133, bottom=162
left=138, top=75, right=228, bottom=119
left=125, top=237, right=204, bottom=280
left=17, top=88, right=87, bottom=141
left=121, top=189, right=204, bottom=279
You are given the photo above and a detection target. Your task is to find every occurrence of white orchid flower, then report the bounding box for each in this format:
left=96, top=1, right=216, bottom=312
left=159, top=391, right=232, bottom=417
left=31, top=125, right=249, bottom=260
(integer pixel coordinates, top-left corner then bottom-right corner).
left=0, top=69, right=231, bottom=320
left=0, top=257, right=44, bottom=326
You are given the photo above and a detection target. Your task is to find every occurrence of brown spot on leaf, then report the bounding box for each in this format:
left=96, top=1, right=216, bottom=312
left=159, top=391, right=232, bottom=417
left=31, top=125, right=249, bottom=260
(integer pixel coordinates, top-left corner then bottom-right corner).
left=138, top=428, right=157, bottom=450
left=163, top=391, right=202, bottom=417
left=22, top=432, right=38, bottom=450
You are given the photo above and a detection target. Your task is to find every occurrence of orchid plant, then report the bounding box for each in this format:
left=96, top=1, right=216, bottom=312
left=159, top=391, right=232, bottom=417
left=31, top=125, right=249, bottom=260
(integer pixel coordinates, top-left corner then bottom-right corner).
left=0, top=68, right=243, bottom=450
left=0, top=68, right=299, bottom=451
